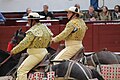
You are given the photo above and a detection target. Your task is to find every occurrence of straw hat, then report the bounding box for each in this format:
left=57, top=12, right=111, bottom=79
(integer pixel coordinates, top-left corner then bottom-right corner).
left=65, top=6, right=83, bottom=15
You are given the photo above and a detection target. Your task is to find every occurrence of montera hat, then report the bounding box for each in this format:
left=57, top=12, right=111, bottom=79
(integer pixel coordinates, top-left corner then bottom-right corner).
left=27, top=12, right=45, bottom=19
left=65, top=6, right=83, bottom=15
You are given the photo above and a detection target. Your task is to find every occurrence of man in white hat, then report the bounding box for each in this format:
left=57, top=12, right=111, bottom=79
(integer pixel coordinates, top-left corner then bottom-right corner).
left=11, top=12, right=53, bottom=80
left=52, top=6, right=88, bottom=61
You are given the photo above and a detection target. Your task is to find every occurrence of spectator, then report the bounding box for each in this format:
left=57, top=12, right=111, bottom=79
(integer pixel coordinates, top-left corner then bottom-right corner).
left=111, top=5, right=120, bottom=20
left=84, top=6, right=99, bottom=21
left=99, top=6, right=111, bottom=21
left=22, top=8, right=32, bottom=19
left=74, top=4, right=83, bottom=18
left=0, top=12, right=5, bottom=21
left=39, top=5, right=53, bottom=20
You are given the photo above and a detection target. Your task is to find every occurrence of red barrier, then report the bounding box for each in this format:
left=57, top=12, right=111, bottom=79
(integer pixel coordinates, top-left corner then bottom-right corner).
left=0, top=21, right=120, bottom=52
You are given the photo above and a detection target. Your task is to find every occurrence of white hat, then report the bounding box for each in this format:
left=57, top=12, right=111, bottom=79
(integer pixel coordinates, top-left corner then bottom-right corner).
left=27, top=12, right=45, bottom=19
left=65, top=6, right=82, bottom=15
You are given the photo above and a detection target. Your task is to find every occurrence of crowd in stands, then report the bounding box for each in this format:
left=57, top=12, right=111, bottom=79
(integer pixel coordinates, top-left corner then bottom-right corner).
left=81, top=5, right=120, bottom=21
left=0, top=4, right=120, bottom=22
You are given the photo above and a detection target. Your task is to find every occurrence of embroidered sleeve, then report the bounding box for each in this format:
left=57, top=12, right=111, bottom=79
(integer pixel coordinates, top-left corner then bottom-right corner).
left=11, top=32, right=34, bottom=54
left=53, top=22, right=74, bottom=42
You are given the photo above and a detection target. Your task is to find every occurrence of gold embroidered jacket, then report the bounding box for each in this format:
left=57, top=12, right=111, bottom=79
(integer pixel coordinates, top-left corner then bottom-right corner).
left=53, top=18, right=88, bottom=42
left=11, top=23, right=53, bottom=54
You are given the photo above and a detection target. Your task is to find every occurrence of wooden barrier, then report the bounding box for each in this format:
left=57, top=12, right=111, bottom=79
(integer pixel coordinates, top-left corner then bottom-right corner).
left=0, top=20, right=120, bottom=52
left=0, top=26, right=28, bottom=51
left=91, top=21, right=120, bottom=52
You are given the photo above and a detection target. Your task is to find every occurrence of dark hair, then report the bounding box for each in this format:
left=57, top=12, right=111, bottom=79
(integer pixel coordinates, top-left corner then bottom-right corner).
left=102, top=6, right=108, bottom=11
left=114, top=5, right=120, bottom=12
left=76, top=14, right=80, bottom=17
left=34, top=19, right=40, bottom=22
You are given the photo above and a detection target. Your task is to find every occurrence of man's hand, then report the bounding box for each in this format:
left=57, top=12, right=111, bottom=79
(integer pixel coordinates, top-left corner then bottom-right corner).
left=51, top=38, right=55, bottom=43
left=10, top=51, right=14, bottom=56
left=90, top=17, right=96, bottom=21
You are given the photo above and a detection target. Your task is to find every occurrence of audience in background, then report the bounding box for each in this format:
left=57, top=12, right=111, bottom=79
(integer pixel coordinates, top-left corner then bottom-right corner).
left=99, top=6, right=111, bottom=21
left=0, top=12, right=5, bottom=21
left=22, top=8, right=32, bottom=19
left=111, top=5, right=120, bottom=20
left=84, top=6, right=99, bottom=21
left=39, top=5, right=53, bottom=20
left=1, top=4, right=120, bottom=22
left=74, top=4, right=83, bottom=18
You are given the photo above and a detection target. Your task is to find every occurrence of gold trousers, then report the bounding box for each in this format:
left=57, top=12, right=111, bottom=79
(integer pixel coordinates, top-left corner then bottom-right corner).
left=16, top=48, right=48, bottom=80
left=54, top=40, right=83, bottom=60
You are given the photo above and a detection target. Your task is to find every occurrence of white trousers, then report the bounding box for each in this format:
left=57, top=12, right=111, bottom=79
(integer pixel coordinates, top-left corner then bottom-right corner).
left=16, top=48, right=48, bottom=80
left=54, top=40, right=83, bottom=60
